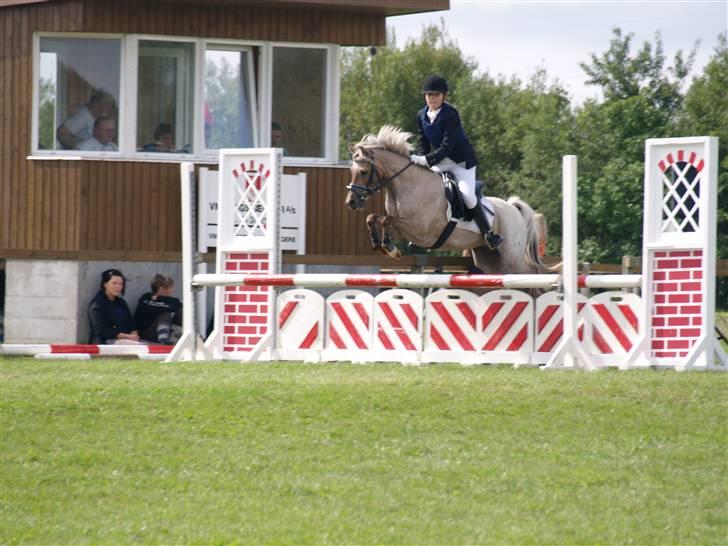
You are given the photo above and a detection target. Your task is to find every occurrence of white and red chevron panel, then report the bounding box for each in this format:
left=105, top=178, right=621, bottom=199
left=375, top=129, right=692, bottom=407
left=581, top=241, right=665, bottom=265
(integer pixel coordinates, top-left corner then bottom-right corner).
left=322, top=290, right=374, bottom=362
left=371, top=289, right=423, bottom=363
left=275, top=289, right=324, bottom=361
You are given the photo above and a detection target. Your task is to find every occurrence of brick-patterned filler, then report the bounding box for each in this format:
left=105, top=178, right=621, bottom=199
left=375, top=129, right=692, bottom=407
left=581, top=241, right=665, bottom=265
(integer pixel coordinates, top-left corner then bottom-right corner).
left=222, top=252, right=272, bottom=353
left=650, top=249, right=704, bottom=359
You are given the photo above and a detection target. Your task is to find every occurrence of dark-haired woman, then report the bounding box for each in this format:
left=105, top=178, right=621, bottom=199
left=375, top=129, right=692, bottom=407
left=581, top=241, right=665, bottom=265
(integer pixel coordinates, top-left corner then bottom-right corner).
left=88, top=269, right=140, bottom=344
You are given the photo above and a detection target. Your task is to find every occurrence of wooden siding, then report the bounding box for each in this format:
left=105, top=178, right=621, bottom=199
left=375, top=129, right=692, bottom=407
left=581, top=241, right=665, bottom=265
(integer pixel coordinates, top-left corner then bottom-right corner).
left=0, top=1, right=387, bottom=260
left=284, top=165, right=384, bottom=256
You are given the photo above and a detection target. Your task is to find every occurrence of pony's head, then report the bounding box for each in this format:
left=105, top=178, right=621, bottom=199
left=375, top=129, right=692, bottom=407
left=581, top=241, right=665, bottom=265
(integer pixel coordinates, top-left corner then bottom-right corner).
left=346, top=126, right=414, bottom=210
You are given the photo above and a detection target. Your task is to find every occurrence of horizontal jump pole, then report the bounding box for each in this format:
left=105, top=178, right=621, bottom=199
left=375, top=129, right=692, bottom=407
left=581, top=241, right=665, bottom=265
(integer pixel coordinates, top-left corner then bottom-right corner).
left=0, top=344, right=173, bottom=356
left=193, top=273, right=642, bottom=290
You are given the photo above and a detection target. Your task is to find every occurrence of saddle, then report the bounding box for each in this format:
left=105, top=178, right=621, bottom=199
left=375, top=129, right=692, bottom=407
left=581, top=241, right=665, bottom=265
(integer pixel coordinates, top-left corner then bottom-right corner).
left=416, top=173, right=494, bottom=250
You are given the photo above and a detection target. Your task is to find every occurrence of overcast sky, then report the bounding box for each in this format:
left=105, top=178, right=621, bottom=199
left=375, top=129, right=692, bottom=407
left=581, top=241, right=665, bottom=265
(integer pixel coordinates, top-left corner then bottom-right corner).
left=387, top=0, right=728, bottom=103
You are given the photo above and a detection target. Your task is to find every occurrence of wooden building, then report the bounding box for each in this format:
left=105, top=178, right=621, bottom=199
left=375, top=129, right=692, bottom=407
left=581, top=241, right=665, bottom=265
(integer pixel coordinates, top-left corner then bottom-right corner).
left=0, top=0, right=449, bottom=343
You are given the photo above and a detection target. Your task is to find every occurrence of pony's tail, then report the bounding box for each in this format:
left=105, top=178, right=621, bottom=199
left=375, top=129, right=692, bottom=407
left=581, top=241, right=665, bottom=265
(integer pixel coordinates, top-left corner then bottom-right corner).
left=507, top=196, right=555, bottom=273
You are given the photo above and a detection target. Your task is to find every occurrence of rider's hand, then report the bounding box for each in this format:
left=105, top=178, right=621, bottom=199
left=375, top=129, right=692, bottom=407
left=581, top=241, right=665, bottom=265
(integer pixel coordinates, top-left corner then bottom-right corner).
left=410, top=155, right=428, bottom=167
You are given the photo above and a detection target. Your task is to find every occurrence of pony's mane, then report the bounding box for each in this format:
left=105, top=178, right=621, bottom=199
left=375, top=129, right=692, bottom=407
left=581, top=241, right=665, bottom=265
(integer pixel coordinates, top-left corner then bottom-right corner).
left=355, top=125, right=414, bottom=157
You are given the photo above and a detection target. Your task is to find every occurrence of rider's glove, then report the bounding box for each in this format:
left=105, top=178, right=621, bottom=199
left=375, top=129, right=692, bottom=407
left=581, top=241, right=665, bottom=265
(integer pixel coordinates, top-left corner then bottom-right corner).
left=410, top=154, right=429, bottom=167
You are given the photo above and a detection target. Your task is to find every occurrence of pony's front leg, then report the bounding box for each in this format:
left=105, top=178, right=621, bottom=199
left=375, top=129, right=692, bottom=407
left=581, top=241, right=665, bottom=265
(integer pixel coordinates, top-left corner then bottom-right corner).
left=366, top=213, right=385, bottom=253
left=381, top=216, right=401, bottom=260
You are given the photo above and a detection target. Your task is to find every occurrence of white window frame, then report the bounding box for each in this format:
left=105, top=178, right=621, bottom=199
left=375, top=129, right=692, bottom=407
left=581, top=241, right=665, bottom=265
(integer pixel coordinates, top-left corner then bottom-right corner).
left=30, top=32, right=341, bottom=165
left=200, top=40, right=261, bottom=159
left=266, top=42, right=340, bottom=164
left=32, top=32, right=125, bottom=158
left=128, top=35, right=197, bottom=159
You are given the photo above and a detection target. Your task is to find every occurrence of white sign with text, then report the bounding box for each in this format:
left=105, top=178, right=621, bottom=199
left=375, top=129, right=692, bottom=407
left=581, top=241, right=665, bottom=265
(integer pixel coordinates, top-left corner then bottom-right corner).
left=198, top=167, right=306, bottom=254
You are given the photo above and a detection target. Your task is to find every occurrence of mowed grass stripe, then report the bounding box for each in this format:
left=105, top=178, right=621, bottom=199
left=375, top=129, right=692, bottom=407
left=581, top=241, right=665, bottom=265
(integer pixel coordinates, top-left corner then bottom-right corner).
left=1, top=358, right=726, bottom=545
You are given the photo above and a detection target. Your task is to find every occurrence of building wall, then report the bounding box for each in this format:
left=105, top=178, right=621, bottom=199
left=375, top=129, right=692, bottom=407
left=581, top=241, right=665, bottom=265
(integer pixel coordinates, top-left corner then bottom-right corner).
left=0, top=0, right=386, bottom=259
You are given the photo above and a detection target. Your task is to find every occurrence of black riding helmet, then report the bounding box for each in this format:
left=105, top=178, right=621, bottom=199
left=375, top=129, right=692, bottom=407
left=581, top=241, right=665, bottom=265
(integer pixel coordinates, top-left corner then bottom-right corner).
left=421, top=75, right=448, bottom=94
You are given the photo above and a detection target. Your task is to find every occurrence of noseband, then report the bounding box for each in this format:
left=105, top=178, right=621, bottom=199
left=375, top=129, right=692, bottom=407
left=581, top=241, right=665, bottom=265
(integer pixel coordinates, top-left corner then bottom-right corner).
left=346, top=148, right=414, bottom=202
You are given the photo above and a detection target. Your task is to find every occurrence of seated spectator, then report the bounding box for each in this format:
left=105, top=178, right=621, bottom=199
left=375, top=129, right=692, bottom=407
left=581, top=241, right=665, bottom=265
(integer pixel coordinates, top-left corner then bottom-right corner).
left=135, top=274, right=183, bottom=345
left=78, top=116, right=118, bottom=151
left=141, top=123, right=176, bottom=153
left=88, top=269, right=141, bottom=345
left=56, top=90, right=115, bottom=150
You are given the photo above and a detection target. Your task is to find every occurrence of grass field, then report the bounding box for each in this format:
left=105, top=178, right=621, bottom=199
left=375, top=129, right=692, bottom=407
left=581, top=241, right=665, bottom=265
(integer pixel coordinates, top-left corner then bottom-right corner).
left=1, top=358, right=726, bottom=545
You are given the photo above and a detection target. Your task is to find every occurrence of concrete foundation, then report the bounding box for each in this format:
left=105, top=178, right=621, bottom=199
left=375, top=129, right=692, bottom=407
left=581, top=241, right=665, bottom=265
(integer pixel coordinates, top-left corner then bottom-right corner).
left=3, top=260, right=182, bottom=344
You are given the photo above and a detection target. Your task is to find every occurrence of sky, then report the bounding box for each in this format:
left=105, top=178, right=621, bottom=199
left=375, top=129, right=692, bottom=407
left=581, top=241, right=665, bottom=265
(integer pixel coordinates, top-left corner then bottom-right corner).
left=387, top=0, right=728, bottom=103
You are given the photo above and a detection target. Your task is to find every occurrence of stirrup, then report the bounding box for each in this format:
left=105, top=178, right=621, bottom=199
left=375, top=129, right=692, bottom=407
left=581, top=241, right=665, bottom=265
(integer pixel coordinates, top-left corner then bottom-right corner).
left=485, top=231, right=504, bottom=250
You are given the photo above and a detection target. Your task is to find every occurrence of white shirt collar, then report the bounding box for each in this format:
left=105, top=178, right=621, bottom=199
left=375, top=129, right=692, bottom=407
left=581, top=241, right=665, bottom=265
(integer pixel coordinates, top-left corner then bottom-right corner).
left=426, top=107, right=441, bottom=122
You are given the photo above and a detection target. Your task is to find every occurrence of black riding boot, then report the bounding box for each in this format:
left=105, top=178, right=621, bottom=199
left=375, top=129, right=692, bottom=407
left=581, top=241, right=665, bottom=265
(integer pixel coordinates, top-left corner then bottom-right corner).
left=470, top=204, right=504, bottom=250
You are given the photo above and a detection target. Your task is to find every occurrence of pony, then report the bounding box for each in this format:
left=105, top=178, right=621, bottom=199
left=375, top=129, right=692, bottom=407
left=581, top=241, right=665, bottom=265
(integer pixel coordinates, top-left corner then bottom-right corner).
left=345, top=125, right=549, bottom=275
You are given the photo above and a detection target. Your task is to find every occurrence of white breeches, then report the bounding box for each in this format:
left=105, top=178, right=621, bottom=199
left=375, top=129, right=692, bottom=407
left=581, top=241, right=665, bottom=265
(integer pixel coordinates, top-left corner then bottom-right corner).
left=433, top=159, right=478, bottom=209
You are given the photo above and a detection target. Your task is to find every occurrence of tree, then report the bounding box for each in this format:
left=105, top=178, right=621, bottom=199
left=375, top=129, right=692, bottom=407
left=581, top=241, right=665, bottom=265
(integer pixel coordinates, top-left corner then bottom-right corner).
left=339, top=22, right=476, bottom=158
left=574, top=28, right=697, bottom=262
left=677, top=33, right=728, bottom=259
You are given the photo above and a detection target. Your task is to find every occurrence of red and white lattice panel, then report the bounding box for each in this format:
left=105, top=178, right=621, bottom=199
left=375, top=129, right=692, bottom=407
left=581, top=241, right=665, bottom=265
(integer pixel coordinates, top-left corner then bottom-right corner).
left=322, top=290, right=374, bottom=362
left=371, top=289, right=424, bottom=364
left=587, top=291, right=642, bottom=366
left=422, top=289, right=483, bottom=364
left=275, top=289, right=324, bottom=362
left=532, top=291, right=587, bottom=364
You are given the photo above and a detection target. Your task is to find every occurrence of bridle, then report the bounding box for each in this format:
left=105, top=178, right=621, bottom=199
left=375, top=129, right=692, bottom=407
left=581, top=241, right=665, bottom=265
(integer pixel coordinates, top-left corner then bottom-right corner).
left=346, top=147, right=414, bottom=202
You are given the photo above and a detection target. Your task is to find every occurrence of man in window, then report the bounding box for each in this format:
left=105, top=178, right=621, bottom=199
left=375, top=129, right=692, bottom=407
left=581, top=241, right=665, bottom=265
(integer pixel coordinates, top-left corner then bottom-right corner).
left=78, top=116, right=118, bottom=151
left=56, top=90, right=116, bottom=149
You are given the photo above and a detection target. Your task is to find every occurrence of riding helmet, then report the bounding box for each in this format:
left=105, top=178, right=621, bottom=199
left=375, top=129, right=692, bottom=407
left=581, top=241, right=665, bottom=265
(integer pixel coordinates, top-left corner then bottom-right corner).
left=421, top=75, right=448, bottom=94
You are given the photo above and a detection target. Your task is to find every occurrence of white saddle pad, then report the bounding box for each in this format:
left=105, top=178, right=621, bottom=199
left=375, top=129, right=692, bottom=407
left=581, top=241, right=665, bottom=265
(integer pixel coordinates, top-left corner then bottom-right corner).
left=445, top=196, right=496, bottom=234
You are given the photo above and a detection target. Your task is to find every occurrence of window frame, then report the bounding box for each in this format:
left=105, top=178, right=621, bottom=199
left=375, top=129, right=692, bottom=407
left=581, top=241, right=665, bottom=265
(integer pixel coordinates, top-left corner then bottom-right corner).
left=30, top=32, right=341, bottom=164
left=32, top=32, right=126, bottom=158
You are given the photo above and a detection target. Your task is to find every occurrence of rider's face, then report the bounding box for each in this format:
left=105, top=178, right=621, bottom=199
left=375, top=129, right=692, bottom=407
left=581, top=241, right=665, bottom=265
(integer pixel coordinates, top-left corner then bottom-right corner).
left=424, top=92, right=445, bottom=111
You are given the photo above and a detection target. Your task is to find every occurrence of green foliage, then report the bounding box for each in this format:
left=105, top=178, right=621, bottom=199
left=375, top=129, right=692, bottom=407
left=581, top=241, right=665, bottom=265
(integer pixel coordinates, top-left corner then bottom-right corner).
left=2, top=359, right=727, bottom=544
left=38, top=77, right=56, bottom=150
left=677, top=33, right=728, bottom=259
left=339, top=22, right=476, bottom=158
left=340, top=24, right=722, bottom=263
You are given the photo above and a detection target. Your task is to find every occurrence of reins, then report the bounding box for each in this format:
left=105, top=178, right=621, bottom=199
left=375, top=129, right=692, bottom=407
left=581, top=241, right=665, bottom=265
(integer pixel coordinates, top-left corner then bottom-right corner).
left=346, top=148, right=414, bottom=201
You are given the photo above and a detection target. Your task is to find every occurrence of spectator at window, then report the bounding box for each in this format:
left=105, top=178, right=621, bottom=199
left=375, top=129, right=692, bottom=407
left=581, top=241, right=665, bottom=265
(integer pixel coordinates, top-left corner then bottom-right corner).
left=141, top=123, right=176, bottom=153
left=88, top=269, right=141, bottom=345
left=134, top=274, right=183, bottom=345
left=271, top=121, right=288, bottom=156
left=78, top=116, right=118, bottom=151
left=56, top=90, right=116, bottom=150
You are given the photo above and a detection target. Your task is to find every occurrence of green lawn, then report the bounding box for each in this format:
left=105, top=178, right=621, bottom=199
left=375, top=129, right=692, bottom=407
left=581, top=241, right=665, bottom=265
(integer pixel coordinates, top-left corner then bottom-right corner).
left=1, top=358, right=726, bottom=545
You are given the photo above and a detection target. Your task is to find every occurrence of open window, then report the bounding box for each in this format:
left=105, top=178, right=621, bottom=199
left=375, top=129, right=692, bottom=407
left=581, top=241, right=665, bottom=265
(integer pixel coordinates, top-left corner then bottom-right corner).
left=203, top=45, right=258, bottom=152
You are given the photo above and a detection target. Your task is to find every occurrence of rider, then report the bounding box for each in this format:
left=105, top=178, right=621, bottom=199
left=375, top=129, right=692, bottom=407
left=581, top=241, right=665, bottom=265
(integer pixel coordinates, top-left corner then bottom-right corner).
left=410, top=75, right=503, bottom=250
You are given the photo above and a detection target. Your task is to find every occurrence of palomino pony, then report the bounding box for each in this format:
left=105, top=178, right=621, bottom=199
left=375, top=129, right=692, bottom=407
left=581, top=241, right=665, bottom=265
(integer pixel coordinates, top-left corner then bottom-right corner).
left=345, top=125, right=548, bottom=275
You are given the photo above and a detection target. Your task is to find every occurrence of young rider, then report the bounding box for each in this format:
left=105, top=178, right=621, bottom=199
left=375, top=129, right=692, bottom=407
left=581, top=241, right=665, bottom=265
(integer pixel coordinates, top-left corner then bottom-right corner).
left=410, top=75, right=503, bottom=250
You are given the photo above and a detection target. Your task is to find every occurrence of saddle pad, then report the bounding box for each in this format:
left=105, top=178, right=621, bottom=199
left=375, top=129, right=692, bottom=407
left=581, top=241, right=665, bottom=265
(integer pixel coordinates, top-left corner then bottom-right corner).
left=445, top=196, right=496, bottom=235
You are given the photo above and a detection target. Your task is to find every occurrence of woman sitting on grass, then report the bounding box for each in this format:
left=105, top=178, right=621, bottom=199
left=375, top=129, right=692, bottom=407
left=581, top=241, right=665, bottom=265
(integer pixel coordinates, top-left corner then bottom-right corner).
left=88, top=268, right=141, bottom=345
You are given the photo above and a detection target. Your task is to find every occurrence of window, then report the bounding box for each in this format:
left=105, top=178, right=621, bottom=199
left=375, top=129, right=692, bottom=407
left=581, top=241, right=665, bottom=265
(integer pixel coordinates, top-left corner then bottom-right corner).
left=271, top=46, right=327, bottom=158
left=37, top=36, right=121, bottom=152
left=33, top=34, right=339, bottom=163
left=204, top=46, right=257, bottom=150
left=137, top=40, right=194, bottom=154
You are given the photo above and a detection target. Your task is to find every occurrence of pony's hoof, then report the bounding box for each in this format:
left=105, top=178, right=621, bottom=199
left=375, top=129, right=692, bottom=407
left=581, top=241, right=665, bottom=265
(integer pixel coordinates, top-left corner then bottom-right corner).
left=385, top=247, right=401, bottom=260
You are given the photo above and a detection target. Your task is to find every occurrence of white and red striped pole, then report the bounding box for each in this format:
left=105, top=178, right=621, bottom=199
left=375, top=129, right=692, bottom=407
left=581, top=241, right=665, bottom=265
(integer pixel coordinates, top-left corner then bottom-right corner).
left=192, top=273, right=641, bottom=290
